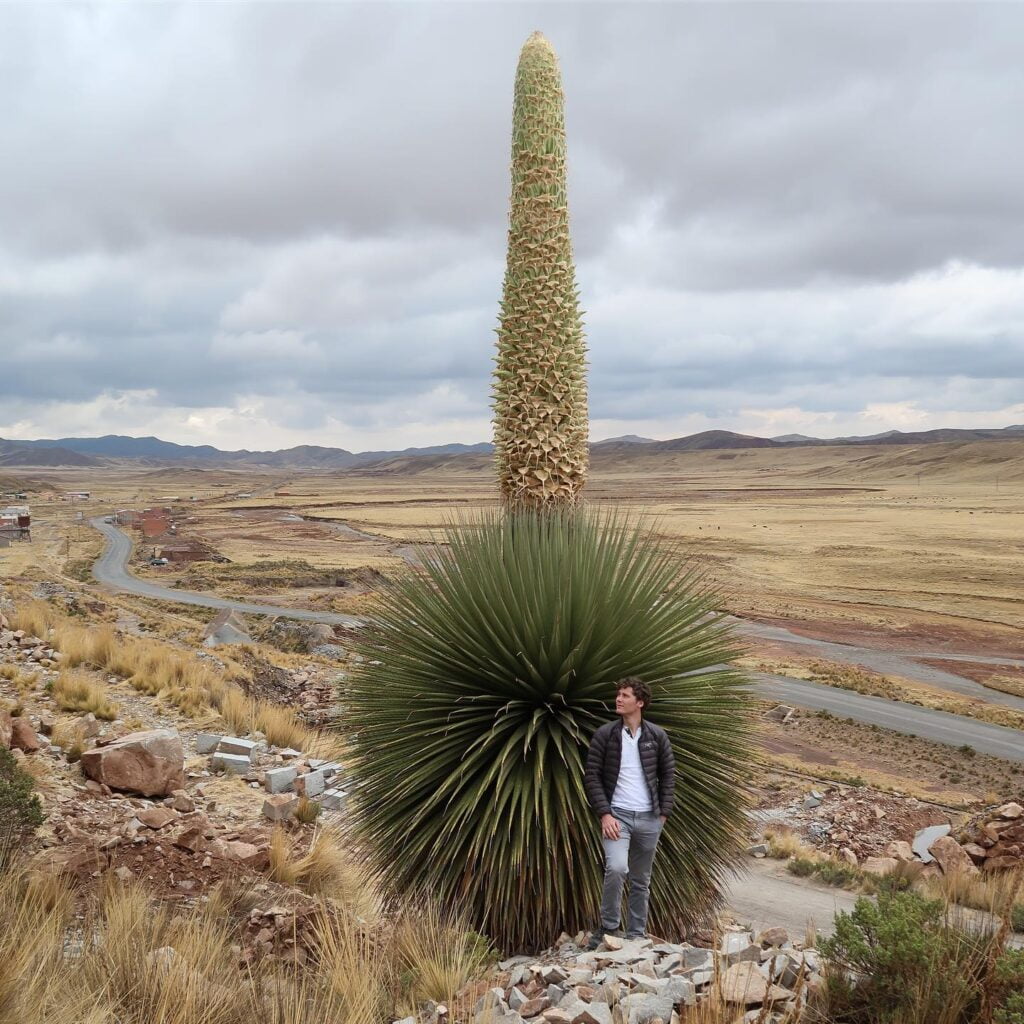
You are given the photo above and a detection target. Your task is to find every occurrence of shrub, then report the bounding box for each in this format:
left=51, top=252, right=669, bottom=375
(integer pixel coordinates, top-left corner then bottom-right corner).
left=787, top=856, right=818, bottom=878
left=817, top=888, right=1001, bottom=1023
left=348, top=509, right=756, bottom=951
left=994, top=948, right=1024, bottom=1024
left=0, top=746, right=44, bottom=867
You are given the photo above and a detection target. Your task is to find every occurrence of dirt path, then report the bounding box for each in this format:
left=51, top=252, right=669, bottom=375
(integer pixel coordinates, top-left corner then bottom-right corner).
left=722, top=857, right=1024, bottom=947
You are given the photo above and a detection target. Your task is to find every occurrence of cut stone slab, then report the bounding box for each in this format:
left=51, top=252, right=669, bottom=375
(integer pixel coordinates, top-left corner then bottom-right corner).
left=211, top=752, right=251, bottom=775
left=195, top=733, right=221, bottom=754
left=263, top=793, right=298, bottom=822
left=321, top=787, right=348, bottom=811
left=264, top=766, right=297, bottom=794
left=215, top=736, right=258, bottom=760
left=912, top=823, right=952, bottom=864
left=295, top=769, right=325, bottom=798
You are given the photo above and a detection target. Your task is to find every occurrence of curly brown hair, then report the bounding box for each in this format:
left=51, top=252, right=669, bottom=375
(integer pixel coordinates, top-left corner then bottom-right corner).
left=615, top=676, right=652, bottom=711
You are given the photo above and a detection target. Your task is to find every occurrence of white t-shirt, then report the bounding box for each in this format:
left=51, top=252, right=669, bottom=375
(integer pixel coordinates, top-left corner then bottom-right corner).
left=610, top=725, right=652, bottom=812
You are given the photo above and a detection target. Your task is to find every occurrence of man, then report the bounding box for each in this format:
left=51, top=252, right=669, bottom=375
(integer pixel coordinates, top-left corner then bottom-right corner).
left=583, top=677, right=676, bottom=949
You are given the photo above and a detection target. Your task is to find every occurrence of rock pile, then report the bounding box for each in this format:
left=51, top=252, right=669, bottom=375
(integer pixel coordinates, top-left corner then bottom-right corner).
left=240, top=902, right=323, bottom=967
left=960, top=802, right=1024, bottom=872
left=0, top=625, right=62, bottom=668
left=456, top=931, right=822, bottom=1024
left=198, top=732, right=348, bottom=817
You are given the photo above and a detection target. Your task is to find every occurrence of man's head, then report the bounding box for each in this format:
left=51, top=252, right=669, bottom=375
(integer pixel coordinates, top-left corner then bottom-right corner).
left=614, top=677, right=652, bottom=717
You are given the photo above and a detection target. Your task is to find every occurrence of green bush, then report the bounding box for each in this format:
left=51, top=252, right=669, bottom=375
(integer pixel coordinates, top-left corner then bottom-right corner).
left=348, top=510, right=756, bottom=951
left=818, top=888, right=1008, bottom=1024
left=787, top=856, right=817, bottom=878
left=0, top=746, right=44, bottom=868
left=994, top=948, right=1024, bottom=1024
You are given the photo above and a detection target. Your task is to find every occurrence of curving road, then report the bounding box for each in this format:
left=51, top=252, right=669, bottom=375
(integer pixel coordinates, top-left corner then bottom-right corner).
left=90, top=516, right=1024, bottom=761
left=90, top=518, right=362, bottom=627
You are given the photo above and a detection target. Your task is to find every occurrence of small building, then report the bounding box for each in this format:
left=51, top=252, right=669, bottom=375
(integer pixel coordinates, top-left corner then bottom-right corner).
left=65, top=491, right=91, bottom=501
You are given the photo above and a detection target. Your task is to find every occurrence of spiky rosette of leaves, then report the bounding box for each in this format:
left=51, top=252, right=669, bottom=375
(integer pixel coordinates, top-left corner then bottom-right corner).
left=346, top=511, right=756, bottom=952
left=493, top=31, right=588, bottom=511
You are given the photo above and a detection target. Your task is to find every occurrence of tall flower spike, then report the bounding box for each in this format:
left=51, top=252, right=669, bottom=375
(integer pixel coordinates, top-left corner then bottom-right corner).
left=493, top=31, right=589, bottom=509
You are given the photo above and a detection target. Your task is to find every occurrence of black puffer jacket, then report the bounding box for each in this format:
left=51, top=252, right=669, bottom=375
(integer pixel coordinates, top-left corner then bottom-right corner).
left=584, top=719, right=676, bottom=818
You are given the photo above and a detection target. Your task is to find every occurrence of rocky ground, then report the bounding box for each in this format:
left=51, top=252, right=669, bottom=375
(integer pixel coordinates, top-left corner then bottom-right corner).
left=2, top=592, right=1023, bottom=1024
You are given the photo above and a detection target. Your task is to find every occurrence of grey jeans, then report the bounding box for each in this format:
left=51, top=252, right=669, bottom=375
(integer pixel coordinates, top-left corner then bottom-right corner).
left=599, top=806, right=663, bottom=936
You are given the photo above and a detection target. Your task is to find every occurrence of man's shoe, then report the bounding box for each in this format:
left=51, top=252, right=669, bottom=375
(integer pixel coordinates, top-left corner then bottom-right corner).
left=586, top=929, right=621, bottom=951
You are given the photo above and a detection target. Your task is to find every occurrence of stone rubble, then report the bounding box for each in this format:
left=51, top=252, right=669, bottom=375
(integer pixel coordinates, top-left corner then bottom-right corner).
left=464, top=929, right=822, bottom=1024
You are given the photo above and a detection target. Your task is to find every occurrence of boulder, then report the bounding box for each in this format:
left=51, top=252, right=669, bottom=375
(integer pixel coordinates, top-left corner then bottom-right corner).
left=202, top=610, right=252, bottom=648
left=995, top=802, right=1023, bottom=820
left=718, top=962, right=792, bottom=1005
left=962, top=843, right=988, bottom=863
left=983, top=855, right=1020, bottom=872
left=885, top=840, right=915, bottom=861
left=207, top=839, right=262, bottom=865
left=929, top=836, right=979, bottom=876
left=80, top=729, right=184, bottom=797
left=757, top=927, right=788, bottom=948
left=10, top=717, right=41, bottom=752
left=137, top=807, right=178, bottom=829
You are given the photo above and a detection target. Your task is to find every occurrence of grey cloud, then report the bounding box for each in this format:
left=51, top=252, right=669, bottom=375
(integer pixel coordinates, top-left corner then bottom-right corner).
left=2, top=2, right=1024, bottom=446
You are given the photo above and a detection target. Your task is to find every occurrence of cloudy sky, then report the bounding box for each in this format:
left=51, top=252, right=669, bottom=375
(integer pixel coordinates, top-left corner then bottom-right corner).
left=2, top=2, right=1023, bottom=452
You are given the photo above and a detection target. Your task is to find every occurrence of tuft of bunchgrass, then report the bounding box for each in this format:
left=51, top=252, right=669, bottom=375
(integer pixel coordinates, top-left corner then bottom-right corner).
left=348, top=509, right=757, bottom=951
left=51, top=671, right=119, bottom=720
left=391, top=897, right=494, bottom=1015
left=268, top=826, right=364, bottom=901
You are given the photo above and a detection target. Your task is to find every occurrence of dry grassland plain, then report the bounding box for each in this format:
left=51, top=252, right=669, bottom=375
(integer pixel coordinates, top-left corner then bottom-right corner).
left=3, top=438, right=1022, bottom=801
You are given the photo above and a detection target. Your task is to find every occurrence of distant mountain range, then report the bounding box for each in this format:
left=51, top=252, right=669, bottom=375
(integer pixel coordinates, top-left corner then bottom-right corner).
left=1, top=425, right=1022, bottom=469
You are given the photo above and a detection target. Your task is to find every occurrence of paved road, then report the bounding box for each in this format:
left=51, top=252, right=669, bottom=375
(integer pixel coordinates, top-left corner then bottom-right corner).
left=90, top=516, right=1024, bottom=761
left=749, top=670, right=1024, bottom=763
left=737, top=618, right=1024, bottom=712
left=90, top=518, right=362, bottom=627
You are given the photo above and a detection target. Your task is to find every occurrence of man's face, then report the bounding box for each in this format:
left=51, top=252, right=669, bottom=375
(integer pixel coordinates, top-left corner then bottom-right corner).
left=615, top=686, right=644, bottom=716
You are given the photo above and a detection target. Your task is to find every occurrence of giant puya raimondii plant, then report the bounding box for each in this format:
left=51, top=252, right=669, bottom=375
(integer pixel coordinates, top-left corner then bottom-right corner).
left=346, top=33, right=755, bottom=953
left=493, top=31, right=588, bottom=510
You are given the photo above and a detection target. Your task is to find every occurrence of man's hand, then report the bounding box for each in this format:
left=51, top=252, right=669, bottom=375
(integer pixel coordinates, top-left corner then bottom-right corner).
left=601, top=814, right=621, bottom=840
left=659, top=815, right=667, bottom=826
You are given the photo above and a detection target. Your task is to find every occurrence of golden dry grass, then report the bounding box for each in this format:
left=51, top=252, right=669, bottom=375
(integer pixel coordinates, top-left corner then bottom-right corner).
left=51, top=670, right=119, bottom=720
left=28, top=604, right=344, bottom=760
left=0, top=857, right=480, bottom=1024
left=9, top=600, right=57, bottom=639
left=50, top=719, right=88, bottom=763
left=267, top=826, right=365, bottom=901
left=390, top=897, right=494, bottom=1015
left=763, top=826, right=814, bottom=860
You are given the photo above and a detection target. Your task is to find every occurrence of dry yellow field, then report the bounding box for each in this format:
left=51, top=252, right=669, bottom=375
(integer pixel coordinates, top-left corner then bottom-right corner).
left=4, top=439, right=1022, bottom=652
left=3, top=438, right=1022, bottom=802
